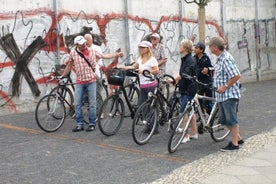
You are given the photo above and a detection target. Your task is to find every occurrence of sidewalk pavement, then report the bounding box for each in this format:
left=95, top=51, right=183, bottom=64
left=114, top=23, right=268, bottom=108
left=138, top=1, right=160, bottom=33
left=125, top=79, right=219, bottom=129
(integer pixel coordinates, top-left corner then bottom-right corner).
left=151, top=127, right=276, bottom=184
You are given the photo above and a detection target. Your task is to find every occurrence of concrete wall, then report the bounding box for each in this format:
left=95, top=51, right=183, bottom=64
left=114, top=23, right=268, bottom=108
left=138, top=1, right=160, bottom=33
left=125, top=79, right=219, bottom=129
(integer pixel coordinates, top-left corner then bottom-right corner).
left=0, top=0, right=275, bottom=115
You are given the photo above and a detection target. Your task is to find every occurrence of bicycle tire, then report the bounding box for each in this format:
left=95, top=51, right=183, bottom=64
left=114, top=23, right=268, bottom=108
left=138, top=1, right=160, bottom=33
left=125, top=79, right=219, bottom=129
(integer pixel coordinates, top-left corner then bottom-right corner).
left=168, top=107, right=192, bottom=153
left=132, top=100, right=158, bottom=145
left=98, top=95, right=125, bottom=136
left=209, top=106, right=230, bottom=142
left=35, top=94, right=66, bottom=132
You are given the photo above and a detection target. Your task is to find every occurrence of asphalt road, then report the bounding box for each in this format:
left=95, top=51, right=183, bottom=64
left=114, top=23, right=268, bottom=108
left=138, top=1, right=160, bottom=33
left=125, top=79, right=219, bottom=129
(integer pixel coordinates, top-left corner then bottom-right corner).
left=1, top=79, right=276, bottom=184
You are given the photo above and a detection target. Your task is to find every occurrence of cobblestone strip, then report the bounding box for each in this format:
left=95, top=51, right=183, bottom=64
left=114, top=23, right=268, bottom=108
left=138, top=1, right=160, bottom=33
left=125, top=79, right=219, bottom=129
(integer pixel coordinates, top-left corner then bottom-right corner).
left=149, top=127, right=276, bottom=184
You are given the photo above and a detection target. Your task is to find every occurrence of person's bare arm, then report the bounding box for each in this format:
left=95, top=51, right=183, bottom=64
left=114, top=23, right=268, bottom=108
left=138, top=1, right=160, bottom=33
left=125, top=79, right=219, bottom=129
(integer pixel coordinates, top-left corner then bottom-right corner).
left=217, top=74, right=241, bottom=94
left=61, top=59, right=73, bottom=77
left=120, top=62, right=138, bottom=70
left=158, top=58, right=167, bottom=66
left=101, top=52, right=124, bottom=59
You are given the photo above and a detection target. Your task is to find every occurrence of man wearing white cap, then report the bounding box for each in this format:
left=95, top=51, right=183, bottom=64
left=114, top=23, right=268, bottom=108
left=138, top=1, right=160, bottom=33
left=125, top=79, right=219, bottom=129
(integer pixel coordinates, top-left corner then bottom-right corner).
left=150, top=33, right=167, bottom=76
left=62, top=35, right=123, bottom=132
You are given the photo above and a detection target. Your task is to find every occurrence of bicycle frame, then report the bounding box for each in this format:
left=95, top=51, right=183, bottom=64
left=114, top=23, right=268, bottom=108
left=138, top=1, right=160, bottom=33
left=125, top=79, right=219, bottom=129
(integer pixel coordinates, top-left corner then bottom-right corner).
left=113, top=84, right=137, bottom=119
left=190, top=93, right=217, bottom=128
left=145, top=74, right=180, bottom=131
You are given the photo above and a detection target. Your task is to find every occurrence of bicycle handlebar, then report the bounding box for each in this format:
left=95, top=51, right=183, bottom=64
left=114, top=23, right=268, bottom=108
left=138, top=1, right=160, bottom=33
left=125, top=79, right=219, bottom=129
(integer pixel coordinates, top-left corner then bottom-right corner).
left=125, top=69, right=139, bottom=77
left=181, top=73, right=214, bottom=90
left=142, top=70, right=155, bottom=81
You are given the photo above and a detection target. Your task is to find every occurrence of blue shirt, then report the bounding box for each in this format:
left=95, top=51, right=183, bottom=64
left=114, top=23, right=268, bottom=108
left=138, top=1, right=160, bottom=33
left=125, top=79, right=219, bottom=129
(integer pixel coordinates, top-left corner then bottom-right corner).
left=213, top=51, right=241, bottom=102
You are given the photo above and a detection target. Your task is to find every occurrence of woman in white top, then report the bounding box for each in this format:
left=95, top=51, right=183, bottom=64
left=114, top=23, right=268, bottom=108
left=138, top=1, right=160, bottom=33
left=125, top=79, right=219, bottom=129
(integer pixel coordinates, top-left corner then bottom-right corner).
left=122, top=40, right=159, bottom=105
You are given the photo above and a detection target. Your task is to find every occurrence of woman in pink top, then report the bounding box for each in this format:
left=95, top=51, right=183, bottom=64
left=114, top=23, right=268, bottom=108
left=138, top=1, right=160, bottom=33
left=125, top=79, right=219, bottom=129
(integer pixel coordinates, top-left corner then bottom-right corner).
left=121, top=40, right=159, bottom=133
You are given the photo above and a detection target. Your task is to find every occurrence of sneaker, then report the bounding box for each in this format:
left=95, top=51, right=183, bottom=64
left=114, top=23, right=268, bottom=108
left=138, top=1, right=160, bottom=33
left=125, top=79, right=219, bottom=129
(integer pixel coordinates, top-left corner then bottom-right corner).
left=181, top=136, right=190, bottom=143
left=86, top=125, right=95, bottom=132
left=72, top=126, right=84, bottom=132
left=189, top=133, right=198, bottom=140
left=238, top=139, right=244, bottom=145
left=228, top=140, right=244, bottom=145
left=220, top=142, right=239, bottom=152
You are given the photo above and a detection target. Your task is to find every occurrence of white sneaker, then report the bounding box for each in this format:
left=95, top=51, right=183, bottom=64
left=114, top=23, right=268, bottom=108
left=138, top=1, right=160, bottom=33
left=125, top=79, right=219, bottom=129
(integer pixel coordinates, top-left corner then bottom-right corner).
left=181, top=136, right=190, bottom=143
left=190, top=133, right=198, bottom=140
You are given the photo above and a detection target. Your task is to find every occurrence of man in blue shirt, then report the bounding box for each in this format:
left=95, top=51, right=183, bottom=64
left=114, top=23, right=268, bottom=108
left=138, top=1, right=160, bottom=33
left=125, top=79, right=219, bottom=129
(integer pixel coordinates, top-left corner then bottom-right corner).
left=208, top=37, right=244, bottom=151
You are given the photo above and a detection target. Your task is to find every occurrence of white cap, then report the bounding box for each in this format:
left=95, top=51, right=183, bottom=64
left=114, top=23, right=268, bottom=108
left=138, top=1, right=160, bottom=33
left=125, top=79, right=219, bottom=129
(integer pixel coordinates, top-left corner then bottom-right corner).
left=151, top=33, right=160, bottom=39
left=74, top=35, right=87, bottom=45
left=138, top=40, right=152, bottom=48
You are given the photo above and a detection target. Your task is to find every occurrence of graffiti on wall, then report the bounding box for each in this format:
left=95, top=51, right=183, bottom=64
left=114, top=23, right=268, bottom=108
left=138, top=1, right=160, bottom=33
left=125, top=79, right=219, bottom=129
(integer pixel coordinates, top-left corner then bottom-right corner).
left=0, top=8, right=275, bottom=114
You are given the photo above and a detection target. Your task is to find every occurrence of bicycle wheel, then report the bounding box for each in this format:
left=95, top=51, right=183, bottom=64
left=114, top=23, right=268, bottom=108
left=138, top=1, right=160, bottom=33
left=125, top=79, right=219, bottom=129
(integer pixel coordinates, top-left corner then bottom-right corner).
left=132, top=100, right=158, bottom=145
left=49, top=86, right=74, bottom=117
left=124, top=84, right=140, bottom=108
left=98, top=95, right=125, bottom=136
left=168, top=107, right=193, bottom=153
left=210, top=106, right=230, bottom=142
left=35, top=94, right=66, bottom=132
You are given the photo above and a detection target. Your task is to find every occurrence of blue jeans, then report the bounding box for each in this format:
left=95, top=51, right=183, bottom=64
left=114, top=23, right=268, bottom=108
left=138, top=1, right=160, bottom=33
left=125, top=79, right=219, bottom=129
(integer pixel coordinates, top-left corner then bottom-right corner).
left=180, top=94, right=194, bottom=113
left=75, top=82, right=97, bottom=126
left=218, top=98, right=239, bottom=127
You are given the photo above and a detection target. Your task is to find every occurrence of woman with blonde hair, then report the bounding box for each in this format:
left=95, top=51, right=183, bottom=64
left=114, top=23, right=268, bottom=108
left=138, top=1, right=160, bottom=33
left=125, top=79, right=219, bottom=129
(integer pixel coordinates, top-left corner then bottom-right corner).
left=121, top=40, right=159, bottom=133
left=174, top=39, right=198, bottom=143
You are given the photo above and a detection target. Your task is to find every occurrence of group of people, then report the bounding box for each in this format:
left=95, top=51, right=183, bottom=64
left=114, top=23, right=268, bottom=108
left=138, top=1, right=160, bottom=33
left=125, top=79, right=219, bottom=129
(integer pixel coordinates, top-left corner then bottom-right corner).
left=61, top=32, right=242, bottom=152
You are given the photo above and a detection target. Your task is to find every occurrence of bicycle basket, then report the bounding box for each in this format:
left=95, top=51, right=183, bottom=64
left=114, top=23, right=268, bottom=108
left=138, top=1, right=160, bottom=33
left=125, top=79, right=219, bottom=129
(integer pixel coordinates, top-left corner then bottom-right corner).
left=107, top=68, right=126, bottom=86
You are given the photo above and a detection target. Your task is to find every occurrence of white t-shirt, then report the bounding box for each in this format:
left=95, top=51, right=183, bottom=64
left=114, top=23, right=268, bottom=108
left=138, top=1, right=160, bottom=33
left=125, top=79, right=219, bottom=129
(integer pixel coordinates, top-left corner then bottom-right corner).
left=136, top=56, right=158, bottom=84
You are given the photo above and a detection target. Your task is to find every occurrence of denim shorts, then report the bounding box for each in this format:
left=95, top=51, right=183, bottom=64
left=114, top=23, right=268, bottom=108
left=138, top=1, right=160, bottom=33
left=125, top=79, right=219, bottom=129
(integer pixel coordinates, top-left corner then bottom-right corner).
left=218, top=98, right=239, bottom=127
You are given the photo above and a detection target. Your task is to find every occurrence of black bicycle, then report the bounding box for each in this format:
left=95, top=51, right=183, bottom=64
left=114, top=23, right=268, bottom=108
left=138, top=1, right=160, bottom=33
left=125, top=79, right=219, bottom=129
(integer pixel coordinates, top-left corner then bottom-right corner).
left=35, top=74, right=103, bottom=132
left=132, top=70, right=181, bottom=145
left=97, top=68, right=140, bottom=136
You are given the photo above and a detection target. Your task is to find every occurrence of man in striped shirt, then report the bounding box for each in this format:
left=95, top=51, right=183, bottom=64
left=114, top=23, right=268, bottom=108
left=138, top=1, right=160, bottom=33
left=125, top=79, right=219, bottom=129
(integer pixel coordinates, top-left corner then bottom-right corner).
left=208, top=36, right=244, bottom=152
left=62, top=35, right=123, bottom=132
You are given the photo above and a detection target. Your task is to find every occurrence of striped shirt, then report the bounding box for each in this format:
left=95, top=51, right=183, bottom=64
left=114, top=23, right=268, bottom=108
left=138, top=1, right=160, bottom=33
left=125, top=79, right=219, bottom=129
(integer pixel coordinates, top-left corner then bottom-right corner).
left=213, top=50, right=241, bottom=102
left=152, top=43, right=166, bottom=75
left=70, top=48, right=99, bottom=84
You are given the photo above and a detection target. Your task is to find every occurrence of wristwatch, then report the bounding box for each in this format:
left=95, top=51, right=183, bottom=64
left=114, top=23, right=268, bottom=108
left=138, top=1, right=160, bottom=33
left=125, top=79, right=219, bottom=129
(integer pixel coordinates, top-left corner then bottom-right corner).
left=225, top=84, right=229, bottom=88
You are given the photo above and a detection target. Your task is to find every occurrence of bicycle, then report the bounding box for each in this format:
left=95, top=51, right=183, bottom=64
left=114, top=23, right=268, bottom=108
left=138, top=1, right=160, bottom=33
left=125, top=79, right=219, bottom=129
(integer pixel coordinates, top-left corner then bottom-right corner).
left=35, top=75, right=103, bottom=132
left=97, top=68, right=140, bottom=136
left=167, top=73, right=230, bottom=153
left=132, top=70, right=181, bottom=145
left=48, top=65, right=104, bottom=121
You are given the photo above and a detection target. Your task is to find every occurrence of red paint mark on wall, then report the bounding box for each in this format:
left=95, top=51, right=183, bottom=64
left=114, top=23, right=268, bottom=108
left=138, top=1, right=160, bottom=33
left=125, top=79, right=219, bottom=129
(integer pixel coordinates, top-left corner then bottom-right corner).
left=0, top=91, right=17, bottom=113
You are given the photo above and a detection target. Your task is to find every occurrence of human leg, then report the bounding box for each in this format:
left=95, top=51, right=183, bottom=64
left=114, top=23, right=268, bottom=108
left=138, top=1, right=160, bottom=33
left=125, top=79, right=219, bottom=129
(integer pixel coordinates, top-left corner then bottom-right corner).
left=73, top=84, right=85, bottom=131
left=180, top=95, right=198, bottom=143
left=219, top=99, right=241, bottom=151
left=86, top=82, right=97, bottom=131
